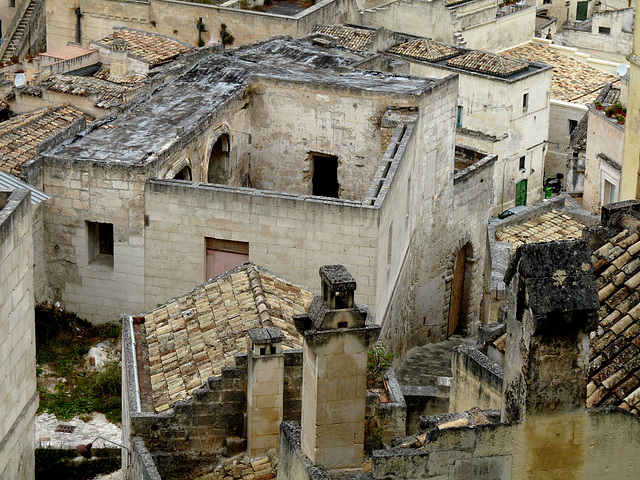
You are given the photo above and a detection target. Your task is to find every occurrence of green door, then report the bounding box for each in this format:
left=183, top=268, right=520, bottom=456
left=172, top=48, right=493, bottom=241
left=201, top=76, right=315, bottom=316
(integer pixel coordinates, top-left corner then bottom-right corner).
left=576, top=1, right=588, bottom=21
left=515, top=179, right=528, bottom=206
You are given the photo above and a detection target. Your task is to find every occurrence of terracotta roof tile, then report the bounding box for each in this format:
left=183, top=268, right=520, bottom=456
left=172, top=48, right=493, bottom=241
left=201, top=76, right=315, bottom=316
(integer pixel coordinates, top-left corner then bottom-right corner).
left=388, top=38, right=460, bottom=62
left=312, top=25, right=377, bottom=51
left=446, top=50, right=529, bottom=77
left=141, top=263, right=313, bottom=412
left=501, top=42, right=617, bottom=103
left=589, top=219, right=640, bottom=411
left=95, top=28, right=193, bottom=67
left=93, top=66, right=146, bottom=84
left=0, top=104, right=92, bottom=177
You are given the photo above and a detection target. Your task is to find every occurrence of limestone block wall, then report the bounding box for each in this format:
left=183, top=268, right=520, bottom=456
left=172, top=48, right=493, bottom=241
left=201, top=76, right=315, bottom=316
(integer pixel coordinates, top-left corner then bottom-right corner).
left=144, top=179, right=380, bottom=314
left=460, top=7, right=536, bottom=53
left=547, top=100, right=587, bottom=178
left=449, top=346, right=503, bottom=413
left=583, top=109, right=624, bottom=214
left=248, top=79, right=416, bottom=201
left=46, top=0, right=359, bottom=52
left=371, top=409, right=640, bottom=479
left=130, top=437, right=162, bottom=480
left=0, top=189, right=37, bottom=480
left=283, top=349, right=303, bottom=423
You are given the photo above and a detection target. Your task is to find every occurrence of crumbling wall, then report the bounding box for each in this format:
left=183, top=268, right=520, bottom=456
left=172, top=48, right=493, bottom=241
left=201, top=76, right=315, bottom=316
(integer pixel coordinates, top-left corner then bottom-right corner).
left=0, top=189, right=37, bottom=480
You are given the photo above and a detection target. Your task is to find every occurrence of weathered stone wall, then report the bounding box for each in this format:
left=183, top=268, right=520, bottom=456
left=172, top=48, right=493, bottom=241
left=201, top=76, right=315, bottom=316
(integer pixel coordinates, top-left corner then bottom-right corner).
left=0, top=189, right=37, bottom=480
left=277, top=421, right=332, bottom=480
left=46, top=0, right=359, bottom=51
left=460, top=6, right=536, bottom=53
left=582, top=108, right=624, bottom=214
left=283, top=349, right=303, bottom=423
left=130, top=437, right=162, bottom=480
left=371, top=409, right=640, bottom=479
left=547, top=99, right=587, bottom=178
left=449, top=346, right=503, bottom=413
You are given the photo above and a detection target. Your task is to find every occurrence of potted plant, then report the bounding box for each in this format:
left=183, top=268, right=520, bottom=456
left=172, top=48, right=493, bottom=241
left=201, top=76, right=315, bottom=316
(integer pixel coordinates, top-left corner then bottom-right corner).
left=616, top=114, right=626, bottom=125
left=594, top=101, right=603, bottom=110
left=605, top=107, right=614, bottom=117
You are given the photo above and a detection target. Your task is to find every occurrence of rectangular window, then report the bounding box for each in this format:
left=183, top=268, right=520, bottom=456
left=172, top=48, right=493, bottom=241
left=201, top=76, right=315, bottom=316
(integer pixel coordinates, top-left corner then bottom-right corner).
left=568, top=119, right=578, bottom=134
left=522, top=93, right=529, bottom=110
left=519, top=156, right=526, bottom=171
left=10, top=0, right=15, bottom=7
left=205, top=238, right=249, bottom=280
left=603, top=179, right=616, bottom=205
left=87, top=221, right=114, bottom=267
left=456, top=106, right=463, bottom=128
left=543, top=0, right=551, bottom=4
left=598, top=26, right=611, bottom=35
left=312, top=154, right=339, bottom=198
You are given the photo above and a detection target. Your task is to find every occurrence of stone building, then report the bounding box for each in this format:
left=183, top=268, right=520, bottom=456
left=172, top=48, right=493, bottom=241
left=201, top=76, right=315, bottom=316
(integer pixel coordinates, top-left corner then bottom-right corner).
left=26, top=35, right=495, bottom=354
left=0, top=188, right=38, bottom=480
left=501, top=38, right=619, bottom=181
left=386, top=38, right=552, bottom=214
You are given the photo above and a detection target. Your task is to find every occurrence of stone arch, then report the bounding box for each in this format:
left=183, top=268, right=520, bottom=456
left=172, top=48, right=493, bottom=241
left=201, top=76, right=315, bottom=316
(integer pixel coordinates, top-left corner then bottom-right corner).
left=165, top=157, right=193, bottom=181
left=203, top=125, right=231, bottom=184
left=443, top=233, right=478, bottom=337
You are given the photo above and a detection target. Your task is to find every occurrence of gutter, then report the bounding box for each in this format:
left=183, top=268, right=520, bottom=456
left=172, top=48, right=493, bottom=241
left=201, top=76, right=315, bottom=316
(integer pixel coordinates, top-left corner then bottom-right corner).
left=128, top=315, right=142, bottom=412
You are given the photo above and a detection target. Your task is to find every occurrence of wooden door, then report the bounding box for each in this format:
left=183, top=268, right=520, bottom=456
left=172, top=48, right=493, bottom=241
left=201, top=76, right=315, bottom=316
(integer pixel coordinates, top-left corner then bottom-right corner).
left=448, top=245, right=467, bottom=337
left=205, top=249, right=248, bottom=280
left=515, top=179, right=528, bottom=207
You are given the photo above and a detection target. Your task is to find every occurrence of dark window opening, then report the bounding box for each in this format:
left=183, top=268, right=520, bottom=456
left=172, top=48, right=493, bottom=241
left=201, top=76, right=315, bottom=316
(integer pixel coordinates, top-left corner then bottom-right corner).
left=523, top=93, right=529, bottom=110
left=543, top=0, right=551, bottom=4
left=456, top=106, right=463, bottom=128
left=337, top=321, right=348, bottom=328
left=312, top=154, right=339, bottom=198
left=174, top=165, right=192, bottom=181
left=260, top=347, right=266, bottom=355
left=87, top=221, right=114, bottom=267
left=10, top=0, right=15, bottom=7
left=519, top=156, right=526, bottom=170
left=270, top=345, right=277, bottom=354
left=207, top=134, right=230, bottom=184
left=598, top=26, right=611, bottom=35
left=568, top=119, right=578, bottom=134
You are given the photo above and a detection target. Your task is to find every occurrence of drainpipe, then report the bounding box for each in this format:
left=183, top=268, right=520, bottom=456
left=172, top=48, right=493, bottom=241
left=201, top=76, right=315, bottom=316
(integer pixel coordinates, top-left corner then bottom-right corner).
left=74, top=7, right=81, bottom=44
left=128, top=316, right=141, bottom=412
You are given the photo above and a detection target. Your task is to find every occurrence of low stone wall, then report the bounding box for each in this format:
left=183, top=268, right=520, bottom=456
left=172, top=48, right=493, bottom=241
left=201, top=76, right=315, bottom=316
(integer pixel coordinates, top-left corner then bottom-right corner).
left=366, top=368, right=407, bottom=444
left=277, top=421, right=332, bottom=480
left=449, top=346, right=503, bottom=413
left=130, top=437, right=162, bottom=480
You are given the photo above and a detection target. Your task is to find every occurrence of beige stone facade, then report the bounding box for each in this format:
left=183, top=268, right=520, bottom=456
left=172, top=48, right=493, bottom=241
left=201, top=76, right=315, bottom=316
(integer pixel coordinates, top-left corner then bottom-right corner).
left=0, top=189, right=37, bottom=480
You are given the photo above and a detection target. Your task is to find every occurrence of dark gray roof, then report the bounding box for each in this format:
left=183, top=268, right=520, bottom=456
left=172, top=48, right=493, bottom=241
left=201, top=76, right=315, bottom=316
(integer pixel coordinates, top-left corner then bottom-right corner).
left=46, top=37, right=437, bottom=165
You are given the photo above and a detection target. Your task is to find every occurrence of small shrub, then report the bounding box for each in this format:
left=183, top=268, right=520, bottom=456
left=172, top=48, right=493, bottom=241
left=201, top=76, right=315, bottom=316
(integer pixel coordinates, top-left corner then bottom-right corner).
left=367, top=344, right=395, bottom=389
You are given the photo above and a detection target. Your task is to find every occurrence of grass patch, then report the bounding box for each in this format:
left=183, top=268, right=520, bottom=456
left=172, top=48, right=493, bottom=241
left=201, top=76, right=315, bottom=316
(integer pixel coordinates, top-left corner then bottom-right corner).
left=35, top=305, right=122, bottom=423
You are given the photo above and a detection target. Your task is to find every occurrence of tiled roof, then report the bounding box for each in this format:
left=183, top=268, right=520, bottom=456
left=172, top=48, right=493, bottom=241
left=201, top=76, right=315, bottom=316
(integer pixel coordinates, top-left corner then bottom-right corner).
left=496, top=209, right=587, bottom=252
left=93, top=66, right=146, bottom=85
left=501, top=42, right=617, bottom=103
left=312, top=24, right=377, bottom=51
left=596, top=82, right=621, bottom=106
left=588, top=219, right=640, bottom=414
left=446, top=50, right=529, bottom=77
left=0, top=104, right=91, bottom=177
left=96, top=28, right=193, bottom=67
left=40, top=44, right=97, bottom=61
left=142, top=263, right=314, bottom=412
left=387, top=38, right=460, bottom=62
left=32, top=74, right=143, bottom=109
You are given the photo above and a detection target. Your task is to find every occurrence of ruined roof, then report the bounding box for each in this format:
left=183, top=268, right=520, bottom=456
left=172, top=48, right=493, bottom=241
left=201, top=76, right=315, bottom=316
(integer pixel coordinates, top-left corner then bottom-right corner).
left=0, top=104, right=91, bottom=177
left=501, top=42, right=617, bottom=102
left=387, top=38, right=460, bottom=62
left=596, top=82, right=621, bottom=106
left=25, top=74, right=143, bottom=109
left=93, top=27, right=194, bottom=67
left=141, top=263, right=314, bottom=412
left=47, top=37, right=437, bottom=165
left=588, top=215, right=640, bottom=414
left=446, top=50, right=529, bottom=77
left=496, top=209, right=587, bottom=252
left=312, top=24, right=377, bottom=51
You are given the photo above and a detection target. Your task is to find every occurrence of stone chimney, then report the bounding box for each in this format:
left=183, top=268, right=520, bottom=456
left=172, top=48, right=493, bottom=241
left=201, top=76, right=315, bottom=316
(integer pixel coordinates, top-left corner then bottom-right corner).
left=501, top=240, right=599, bottom=423
left=110, top=38, right=129, bottom=79
left=293, top=265, right=380, bottom=470
left=247, top=327, right=285, bottom=457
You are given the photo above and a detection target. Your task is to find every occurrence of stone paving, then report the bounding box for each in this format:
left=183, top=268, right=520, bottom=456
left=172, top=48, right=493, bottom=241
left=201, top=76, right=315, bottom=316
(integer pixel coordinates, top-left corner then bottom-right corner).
left=395, top=335, right=475, bottom=387
left=35, top=412, right=122, bottom=449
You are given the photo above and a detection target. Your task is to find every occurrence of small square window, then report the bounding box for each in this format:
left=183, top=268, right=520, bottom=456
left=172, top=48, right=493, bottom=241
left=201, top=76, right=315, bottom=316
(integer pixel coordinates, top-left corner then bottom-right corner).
left=598, top=26, right=611, bottom=35
left=523, top=93, right=529, bottom=110
left=87, top=221, right=114, bottom=267
left=519, top=156, right=526, bottom=170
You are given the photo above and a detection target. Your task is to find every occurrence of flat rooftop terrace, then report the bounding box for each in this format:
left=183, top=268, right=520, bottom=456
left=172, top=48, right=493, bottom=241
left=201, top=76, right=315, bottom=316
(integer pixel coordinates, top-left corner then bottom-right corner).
left=46, top=37, right=438, bottom=165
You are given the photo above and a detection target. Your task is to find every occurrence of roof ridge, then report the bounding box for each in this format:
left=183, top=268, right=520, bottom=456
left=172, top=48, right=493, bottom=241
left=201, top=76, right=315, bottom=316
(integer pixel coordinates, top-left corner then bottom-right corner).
left=247, top=264, right=274, bottom=328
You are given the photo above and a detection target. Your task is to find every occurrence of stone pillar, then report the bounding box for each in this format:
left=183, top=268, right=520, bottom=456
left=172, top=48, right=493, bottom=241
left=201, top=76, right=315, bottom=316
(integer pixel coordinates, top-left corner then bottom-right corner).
left=110, top=38, right=129, bottom=79
left=294, top=265, right=380, bottom=470
left=501, top=240, right=599, bottom=423
left=247, top=327, right=284, bottom=457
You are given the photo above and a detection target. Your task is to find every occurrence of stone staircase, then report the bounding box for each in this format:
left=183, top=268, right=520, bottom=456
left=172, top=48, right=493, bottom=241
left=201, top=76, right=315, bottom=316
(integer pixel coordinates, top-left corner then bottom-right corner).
left=395, top=335, right=475, bottom=433
left=453, top=31, right=467, bottom=47
left=1, top=0, right=36, bottom=62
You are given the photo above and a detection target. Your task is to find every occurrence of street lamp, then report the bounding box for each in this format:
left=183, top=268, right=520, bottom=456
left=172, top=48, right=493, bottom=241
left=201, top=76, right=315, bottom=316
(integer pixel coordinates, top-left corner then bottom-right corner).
left=76, top=436, right=130, bottom=460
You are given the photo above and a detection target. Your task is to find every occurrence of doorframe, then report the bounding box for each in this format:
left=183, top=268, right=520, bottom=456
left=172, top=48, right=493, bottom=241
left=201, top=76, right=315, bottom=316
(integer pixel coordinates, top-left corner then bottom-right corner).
left=443, top=235, right=477, bottom=339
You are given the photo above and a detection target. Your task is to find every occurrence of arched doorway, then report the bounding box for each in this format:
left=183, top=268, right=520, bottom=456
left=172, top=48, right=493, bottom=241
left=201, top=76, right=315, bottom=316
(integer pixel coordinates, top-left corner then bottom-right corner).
left=448, top=243, right=469, bottom=337
left=207, top=134, right=230, bottom=184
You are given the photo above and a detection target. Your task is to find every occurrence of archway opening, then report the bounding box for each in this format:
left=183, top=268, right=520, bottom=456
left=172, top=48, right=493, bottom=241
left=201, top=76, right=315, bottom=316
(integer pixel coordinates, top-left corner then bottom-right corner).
left=207, top=134, right=230, bottom=184
left=174, top=165, right=192, bottom=181
left=448, top=243, right=472, bottom=337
